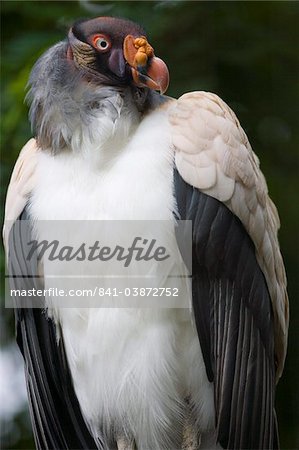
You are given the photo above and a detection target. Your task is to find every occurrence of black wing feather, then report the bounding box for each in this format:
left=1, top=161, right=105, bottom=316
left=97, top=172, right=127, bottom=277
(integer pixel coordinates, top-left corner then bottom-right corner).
left=8, top=209, right=99, bottom=450
left=174, top=169, right=278, bottom=449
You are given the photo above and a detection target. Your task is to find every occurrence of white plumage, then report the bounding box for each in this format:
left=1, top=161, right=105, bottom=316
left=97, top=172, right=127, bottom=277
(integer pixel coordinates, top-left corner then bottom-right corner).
left=27, top=100, right=215, bottom=448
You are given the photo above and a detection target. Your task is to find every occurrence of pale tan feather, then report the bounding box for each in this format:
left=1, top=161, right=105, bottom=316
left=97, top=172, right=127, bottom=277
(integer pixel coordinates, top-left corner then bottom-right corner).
left=169, top=91, right=288, bottom=379
left=3, top=138, right=38, bottom=252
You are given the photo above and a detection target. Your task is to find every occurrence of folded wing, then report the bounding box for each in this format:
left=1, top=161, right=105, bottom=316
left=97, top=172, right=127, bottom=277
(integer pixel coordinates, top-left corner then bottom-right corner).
left=170, top=92, right=288, bottom=448
left=5, top=141, right=99, bottom=449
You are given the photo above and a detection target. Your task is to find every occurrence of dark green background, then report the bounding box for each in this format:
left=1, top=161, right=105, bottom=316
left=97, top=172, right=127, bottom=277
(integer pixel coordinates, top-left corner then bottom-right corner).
left=1, top=1, right=298, bottom=449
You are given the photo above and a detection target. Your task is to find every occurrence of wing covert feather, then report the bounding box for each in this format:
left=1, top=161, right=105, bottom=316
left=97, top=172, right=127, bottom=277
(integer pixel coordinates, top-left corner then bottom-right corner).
left=3, top=138, right=38, bottom=252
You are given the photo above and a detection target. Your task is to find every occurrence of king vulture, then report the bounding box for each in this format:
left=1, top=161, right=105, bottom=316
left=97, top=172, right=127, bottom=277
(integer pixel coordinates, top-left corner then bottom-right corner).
left=3, top=16, right=289, bottom=450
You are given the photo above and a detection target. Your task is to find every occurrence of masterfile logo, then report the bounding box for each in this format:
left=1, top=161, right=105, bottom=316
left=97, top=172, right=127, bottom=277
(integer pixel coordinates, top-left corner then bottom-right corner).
left=6, top=219, right=192, bottom=308
left=27, top=237, right=170, bottom=267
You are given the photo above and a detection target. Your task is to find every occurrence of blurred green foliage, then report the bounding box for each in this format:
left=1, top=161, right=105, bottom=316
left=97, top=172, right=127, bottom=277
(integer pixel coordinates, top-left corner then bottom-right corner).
left=1, top=1, right=298, bottom=449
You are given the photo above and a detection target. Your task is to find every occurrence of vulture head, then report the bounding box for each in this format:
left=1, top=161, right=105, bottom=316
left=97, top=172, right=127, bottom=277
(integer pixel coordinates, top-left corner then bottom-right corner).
left=27, top=16, right=169, bottom=153
left=68, top=17, right=169, bottom=93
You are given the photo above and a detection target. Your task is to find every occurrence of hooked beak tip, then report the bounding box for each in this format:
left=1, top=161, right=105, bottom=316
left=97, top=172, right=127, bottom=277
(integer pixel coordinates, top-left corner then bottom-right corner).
left=131, top=57, right=169, bottom=95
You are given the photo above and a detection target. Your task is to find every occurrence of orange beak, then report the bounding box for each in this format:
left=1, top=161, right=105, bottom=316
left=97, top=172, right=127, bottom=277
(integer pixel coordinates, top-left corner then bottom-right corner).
left=123, top=35, right=169, bottom=95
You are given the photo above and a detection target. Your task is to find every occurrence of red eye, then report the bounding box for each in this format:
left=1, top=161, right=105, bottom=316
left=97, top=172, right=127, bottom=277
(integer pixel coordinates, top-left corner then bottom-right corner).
left=92, top=34, right=111, bottom=52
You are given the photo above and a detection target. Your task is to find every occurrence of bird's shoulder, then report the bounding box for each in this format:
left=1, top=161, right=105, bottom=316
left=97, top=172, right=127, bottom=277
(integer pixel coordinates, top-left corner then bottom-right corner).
left=3, top=138, right=39, bottom=251
left=168, top=90, right=288, bottom=378
left=169, top=91, right=263, bottom=200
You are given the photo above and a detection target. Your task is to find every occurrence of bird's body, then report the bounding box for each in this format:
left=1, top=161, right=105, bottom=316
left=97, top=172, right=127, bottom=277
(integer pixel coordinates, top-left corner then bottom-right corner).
left=4, top=16, right=288, bottom=450
left=28, top=99, right=214, bottom=448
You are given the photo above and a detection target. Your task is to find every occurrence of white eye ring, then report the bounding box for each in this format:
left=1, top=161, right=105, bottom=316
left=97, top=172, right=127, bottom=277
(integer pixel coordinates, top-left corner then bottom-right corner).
left=97, top=38, right=108, bottom=49
left=93, top=35, right=111, bottom=52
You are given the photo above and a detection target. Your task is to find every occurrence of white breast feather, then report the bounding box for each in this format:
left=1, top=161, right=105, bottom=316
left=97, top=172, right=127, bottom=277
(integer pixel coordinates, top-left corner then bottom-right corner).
left=29, top=107, right=215, bottom=448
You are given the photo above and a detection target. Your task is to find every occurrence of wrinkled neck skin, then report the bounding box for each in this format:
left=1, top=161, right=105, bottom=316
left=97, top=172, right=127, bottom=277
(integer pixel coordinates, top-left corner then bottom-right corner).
left=27, top=41, right=156, bottom=167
